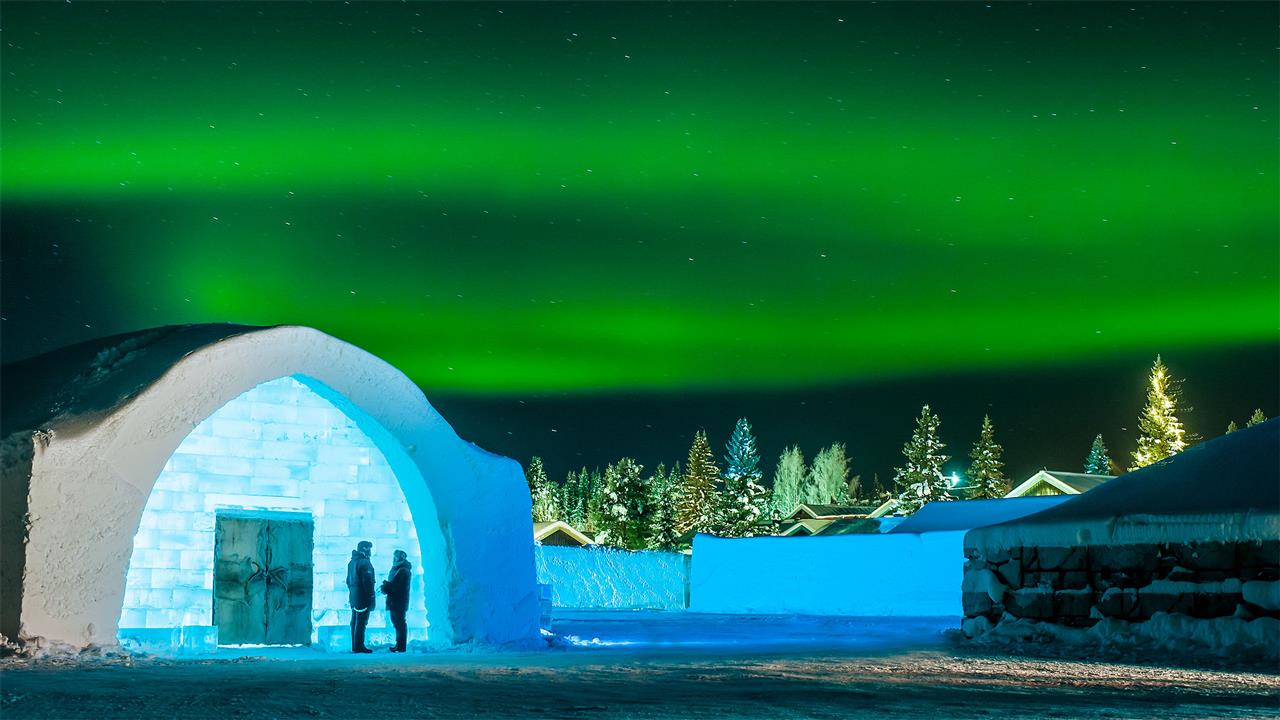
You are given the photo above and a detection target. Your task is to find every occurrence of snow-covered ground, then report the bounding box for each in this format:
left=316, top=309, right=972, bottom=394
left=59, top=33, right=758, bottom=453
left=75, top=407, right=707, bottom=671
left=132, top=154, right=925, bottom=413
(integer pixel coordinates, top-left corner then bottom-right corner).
left=3, top=611, right=1277, bottom=719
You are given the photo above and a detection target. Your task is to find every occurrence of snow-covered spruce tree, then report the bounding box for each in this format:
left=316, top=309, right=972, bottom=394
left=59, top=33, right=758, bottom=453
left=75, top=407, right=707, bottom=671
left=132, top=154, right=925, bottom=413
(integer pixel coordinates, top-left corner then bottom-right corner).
left=598, top=457, right=647, bottom=549
left=1130, top=355, right=1190, bottom=470
left=1084, top=434, right=1112, bottom=475
left=717, top=418, right=770, bottom=537
left=893, top=405, right=951, bottom=514
left=770, top=445, right=806, bottom=516
left=1248, top=409, right=1267, bottom=427
left=675, top=430, right=721, bottom=535
left=584, top=467, right=606, bottom=534
left=526, top=456, right=561, bottom=522
left=560, top=469, right=583, bottom=526
left=807, top=443, right=852, bottom=504
left=966, top=415, right=1008, bottom=499
left=647, top=463, right=684, bottom=551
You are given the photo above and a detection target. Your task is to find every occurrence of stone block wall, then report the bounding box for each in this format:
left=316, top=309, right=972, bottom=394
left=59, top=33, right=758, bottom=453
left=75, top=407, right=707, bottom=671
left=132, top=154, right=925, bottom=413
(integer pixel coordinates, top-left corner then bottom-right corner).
left=963, top=539, right=1280, bottom=630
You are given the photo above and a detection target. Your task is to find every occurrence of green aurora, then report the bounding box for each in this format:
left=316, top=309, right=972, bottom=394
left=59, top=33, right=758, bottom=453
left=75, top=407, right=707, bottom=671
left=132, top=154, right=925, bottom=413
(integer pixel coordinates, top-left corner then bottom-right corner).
left=2, top=2, right=1276, bottom=393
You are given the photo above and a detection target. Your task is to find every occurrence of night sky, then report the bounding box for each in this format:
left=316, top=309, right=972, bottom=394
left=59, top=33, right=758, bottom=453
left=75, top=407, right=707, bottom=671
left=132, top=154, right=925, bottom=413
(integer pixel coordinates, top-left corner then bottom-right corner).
left=2, top=3, right=1276, bottom=484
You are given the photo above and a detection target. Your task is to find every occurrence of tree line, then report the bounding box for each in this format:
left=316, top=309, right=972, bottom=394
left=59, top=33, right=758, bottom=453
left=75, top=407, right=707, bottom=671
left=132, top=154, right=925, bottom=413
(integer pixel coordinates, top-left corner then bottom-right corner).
left=526, top=356, right=1268, bottom=548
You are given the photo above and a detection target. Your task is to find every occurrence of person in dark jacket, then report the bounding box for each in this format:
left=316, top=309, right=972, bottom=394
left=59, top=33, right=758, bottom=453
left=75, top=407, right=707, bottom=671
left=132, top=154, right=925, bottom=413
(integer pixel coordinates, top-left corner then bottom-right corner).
left=346, top=541, right=376, bottom=653
left=380, top=549, right=412, bottom=652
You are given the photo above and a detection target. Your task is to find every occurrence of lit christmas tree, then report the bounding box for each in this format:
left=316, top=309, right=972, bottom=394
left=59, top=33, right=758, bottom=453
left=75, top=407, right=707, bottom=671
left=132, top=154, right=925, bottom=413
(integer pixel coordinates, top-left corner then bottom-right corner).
left=647, top=463, right=684, bottom=550
left=893, top=405, right=952, bottom=514
left=1130, top=356, right=1189, bottom=470
left=717, top=418, right=770, bottom=537
left=676, top=430, right=721, bottom=535
left=526, top=456, right=561, bottom=522
left=1084, top=434, right=1112, bottom=475
left=598, top=457, right=647, bottom=548
left=1247, top=408, right=1267, bottom=427
left=770, top=446, right=806, bottom=516
left=1226, top=420, right=1239, bottom=434
left=967, top=415, right=1008, bottom=499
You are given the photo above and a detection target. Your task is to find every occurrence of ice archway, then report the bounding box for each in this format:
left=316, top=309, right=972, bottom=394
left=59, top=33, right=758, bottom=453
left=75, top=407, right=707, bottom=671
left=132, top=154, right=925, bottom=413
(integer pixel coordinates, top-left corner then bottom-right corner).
left=1, top=325, right=538, bottom=650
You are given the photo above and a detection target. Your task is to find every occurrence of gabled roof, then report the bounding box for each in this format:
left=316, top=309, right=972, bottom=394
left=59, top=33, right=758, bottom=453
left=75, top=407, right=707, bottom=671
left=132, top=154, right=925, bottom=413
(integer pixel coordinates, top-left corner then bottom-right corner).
left=810, top=517, right=882, bottom=536
left=778, top=522, right=815, bottom=537
left=886, top=496, right=1071, bottom=534
left=533, top=520, right=594, bottom=546
left=786, top=503, right=875, bottom=520
left=1005, top=470, right=1115, bottom=497
left=868, top=498, right=898, bottom=518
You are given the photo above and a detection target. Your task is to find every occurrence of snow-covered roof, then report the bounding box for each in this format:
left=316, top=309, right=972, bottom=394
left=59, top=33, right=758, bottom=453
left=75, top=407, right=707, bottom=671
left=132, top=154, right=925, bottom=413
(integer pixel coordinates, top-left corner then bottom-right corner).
left=533, top=521, right=594, bottom=546
left=968, top=419, right=1280, bottom=549
left=1005, top=470, right=1114, bottom=497
left=2, top=324, right=265, bottom=437
left=810, top=517, right=882, bottom=536
left=787, top=503, right=875, bottom=520
left=886, top=496, right=1071, bottom=534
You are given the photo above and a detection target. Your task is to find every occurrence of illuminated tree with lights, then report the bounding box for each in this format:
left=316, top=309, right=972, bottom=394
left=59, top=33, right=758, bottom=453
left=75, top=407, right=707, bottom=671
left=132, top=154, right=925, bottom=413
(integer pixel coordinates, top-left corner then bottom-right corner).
left=526, top=457, right=561, bottom=522
left=1084, top=434, right=1112, bottom=475
left=770, top=446, right=807, bottom=516
left=599, top=457, right=648, bottom=549
left=647, top=463, right=683, bottom=550
left=1130, top=356, right=1190, bottom=470
left=893, top=405, right=951, bottom=514
left=717, top=418, right=770, bottom=537
left=808, top=443, right=853, bottom=504
left=676, top=430, right=721, bottom=535
left=1248, top=408, right=1267, bottom=428
left=967, top=415, right=1008, bottom=499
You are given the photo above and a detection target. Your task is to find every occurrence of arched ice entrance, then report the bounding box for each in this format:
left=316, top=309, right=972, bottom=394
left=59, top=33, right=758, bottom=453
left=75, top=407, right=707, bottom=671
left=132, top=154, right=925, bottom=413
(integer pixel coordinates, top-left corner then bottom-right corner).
left=11, top=326, right=539, bottom=651
left=120, top=375, right=440, bottom=651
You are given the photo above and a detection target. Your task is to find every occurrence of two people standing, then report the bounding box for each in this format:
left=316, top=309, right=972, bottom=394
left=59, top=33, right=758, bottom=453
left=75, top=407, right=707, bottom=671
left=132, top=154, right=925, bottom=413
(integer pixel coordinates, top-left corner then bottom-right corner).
left=345, top=540, right=412, bottom=653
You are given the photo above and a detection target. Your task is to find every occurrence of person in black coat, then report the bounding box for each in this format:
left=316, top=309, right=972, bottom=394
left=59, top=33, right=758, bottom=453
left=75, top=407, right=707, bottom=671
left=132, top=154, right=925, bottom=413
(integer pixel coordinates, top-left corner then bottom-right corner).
left=346, top=540, right=375, bottom=653
left=380, top=549, right=412, bottom=652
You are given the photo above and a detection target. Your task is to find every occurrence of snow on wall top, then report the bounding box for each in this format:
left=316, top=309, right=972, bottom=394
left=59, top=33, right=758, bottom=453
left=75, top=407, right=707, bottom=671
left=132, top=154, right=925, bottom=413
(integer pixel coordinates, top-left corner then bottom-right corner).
left=887, top=496, right=1070, bottom=534
left=967, top=420, right=1280, bottom=549
left=1, top=324, right=264, bottom=437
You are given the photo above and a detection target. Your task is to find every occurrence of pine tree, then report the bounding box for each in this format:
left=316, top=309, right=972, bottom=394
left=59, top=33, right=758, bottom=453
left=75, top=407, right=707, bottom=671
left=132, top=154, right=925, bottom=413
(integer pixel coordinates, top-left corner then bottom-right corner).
left=598, top=457, right=647, bottom=549
left=526, top=456, right=561, bottom=522
left=1226, top=420, right=1240, bottom=434
left=560, top=469, right=583, bottom=526
left=716, top=419, right=770, bottom=537
left=1130, top=356, right=1189, bottom=470
left=1084, top=434, right=1112, bottom=475
left=808, top=443, right=852, bottom=504
left=967, top=415, right=1008, bottom=499
left=770, top=446, right=807, bottom=516
left=1248, top=409, right=1267, bottom=427
left=893, top=405, right=952, bottom=514
left=675, top=430, right=721, bottom=535
left=584, top=467, right=606, bottom=533
left=647, top=463, right=684, bottom=551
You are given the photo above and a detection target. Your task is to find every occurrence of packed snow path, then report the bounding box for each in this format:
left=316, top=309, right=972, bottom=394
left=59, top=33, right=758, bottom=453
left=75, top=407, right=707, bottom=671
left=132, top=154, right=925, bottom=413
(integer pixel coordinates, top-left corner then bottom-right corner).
left=3, top=612, right=1277, bottom=719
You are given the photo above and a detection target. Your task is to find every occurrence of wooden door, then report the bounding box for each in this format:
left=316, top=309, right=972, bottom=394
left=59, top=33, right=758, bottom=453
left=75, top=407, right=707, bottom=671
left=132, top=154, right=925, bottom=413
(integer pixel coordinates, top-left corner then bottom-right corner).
left=214, top=513, right=314, bottom=645
left=263, top=515, right=314, bottom=645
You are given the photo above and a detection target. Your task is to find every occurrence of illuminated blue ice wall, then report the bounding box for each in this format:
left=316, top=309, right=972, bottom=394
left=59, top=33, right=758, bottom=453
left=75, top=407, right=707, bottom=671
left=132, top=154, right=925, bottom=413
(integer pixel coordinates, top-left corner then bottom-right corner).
left=119, top=375, right=428, bottom=650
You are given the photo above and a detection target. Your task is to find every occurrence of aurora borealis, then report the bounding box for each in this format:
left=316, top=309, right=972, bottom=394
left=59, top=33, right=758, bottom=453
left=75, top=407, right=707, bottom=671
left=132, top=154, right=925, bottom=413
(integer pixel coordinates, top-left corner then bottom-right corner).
left=2, top=2, right=1276, bottom=478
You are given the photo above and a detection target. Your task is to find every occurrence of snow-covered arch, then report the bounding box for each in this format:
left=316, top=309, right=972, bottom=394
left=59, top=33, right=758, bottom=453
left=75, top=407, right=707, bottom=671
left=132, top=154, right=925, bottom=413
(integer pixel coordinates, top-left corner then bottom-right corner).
left=0, top=325, right=538, bottom=650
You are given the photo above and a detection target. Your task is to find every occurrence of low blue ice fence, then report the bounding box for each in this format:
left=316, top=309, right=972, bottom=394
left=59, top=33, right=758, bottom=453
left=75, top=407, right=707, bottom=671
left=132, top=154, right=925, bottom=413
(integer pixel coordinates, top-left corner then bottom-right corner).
left=534, top=545, right=690, bottom=609
left=690, top=531, right=967, bottom=616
